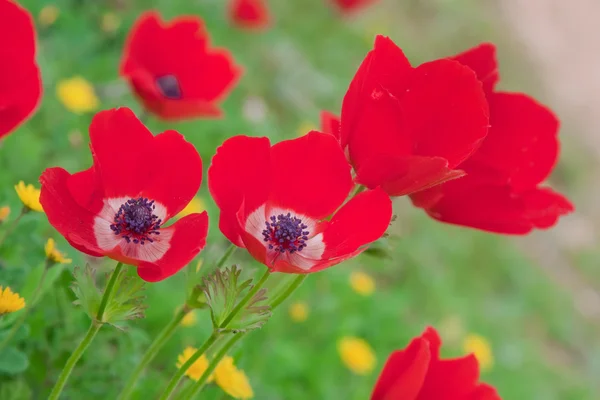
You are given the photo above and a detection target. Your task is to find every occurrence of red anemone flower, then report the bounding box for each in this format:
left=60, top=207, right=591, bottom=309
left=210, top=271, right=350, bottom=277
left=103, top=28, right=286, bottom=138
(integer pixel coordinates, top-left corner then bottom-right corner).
left=120, top=11, right=242, bottom=121
left=0, top=0, right=42, bottom=140
left=340, top=35, right=489, bottom=197
left=372, top=327, right=501, bottom=400
left=331, top=0, right=379, bottom=13
left=39, top=108, right=208, bottom=282
left=208, top=132, right=392, bottom=273
left=228, top=0, right=271, bottom=31
left=320, top=110, right=341, bottom=142
left=410, top=44, right=573, bottom=234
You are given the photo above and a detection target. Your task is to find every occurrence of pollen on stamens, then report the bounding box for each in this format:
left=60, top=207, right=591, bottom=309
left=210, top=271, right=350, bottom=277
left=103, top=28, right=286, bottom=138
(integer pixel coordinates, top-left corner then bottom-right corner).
left=261, top=213, right=310, bottom=254
left=110, top=197, right=162, bottom=245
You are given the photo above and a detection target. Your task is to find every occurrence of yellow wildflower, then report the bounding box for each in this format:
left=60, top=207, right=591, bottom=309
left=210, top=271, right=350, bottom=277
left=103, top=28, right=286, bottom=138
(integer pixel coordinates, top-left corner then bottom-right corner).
left=101, top=12, right=121, bottom=34
left=56, top=76, right=99, bottom=114
left=214, top=356, right=253, bottom=399
left=181, top=311, right=197, bottom=327
left=349, top=271, right=375, bottom=296
left=462, top=333, right=494, bottom=371
left=176, top=347, right=213, bottom=382
left=288, top=301, right=308, bottom=322
left=338, top=337, right=376, bottom=375
left=45, top=238, right=72, bottom=265
left=15, top=181, right=43, bottom=212
left=177, top=197, right=206, bottom=219
left=0, top=286, right=25, bottom=315
left=38, top=5, right=59, bottom=27
left=296, top=121, right=317, bottom=137
left=0, top=206, right=10, bottom=223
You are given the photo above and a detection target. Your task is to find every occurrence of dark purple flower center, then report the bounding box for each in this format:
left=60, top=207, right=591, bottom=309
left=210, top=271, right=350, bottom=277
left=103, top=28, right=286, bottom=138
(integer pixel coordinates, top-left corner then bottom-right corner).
left=110, top=197, right=162, bottom=245
left=262, top=213, right=310, bottom=254
left=156, top=75, right=182, bottom=99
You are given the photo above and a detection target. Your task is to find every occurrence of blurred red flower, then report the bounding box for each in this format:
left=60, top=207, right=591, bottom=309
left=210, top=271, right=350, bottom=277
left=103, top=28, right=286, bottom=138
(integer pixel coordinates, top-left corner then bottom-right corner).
left=229, top=0, right=270, bottom=30
left=410, top=44, right=574, bottom=234
left=340, top=35, right=489, bottom=196
left=40, top=108, right=208, bottom=282
left=120, top=11, right=242, bottom=121
left=331, top=0, right=378, bottom=13
left=0, top=0, right=42, bottom=140
left=320, top=110, right=341, bottom=141
left=208, top=132, right=392, bottom=274
left=372, top=327, right=501, bottom=400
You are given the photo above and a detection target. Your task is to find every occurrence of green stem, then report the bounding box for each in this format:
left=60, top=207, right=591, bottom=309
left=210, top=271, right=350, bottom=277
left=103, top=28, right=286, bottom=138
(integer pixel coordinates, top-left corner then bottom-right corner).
left=351, top=184, right=366, bottom=198
left=183, top=334, right=243, bottom=400
left=0, top=208, right=26, bottom=248
left=0, top=262, right=49, bottom=352
left=48, top=322, right=101, bottom=400
left=215, top=244, right=236, bottom=268
left=117, top=308, right=188, bottom=400
left=47, top=261, right=123, bottom=399
left=96, top=262, right=123, bottom=322
left=270, top=275, right=307, bottom=310
left=159, top=332, right=220, bottom=400
left=219, top=268, right=270, bottom=328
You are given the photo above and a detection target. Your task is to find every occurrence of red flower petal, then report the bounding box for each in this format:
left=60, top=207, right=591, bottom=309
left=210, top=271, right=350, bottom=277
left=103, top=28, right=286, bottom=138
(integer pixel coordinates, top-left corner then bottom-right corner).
left=268, top=131, right=353, bottom=219
left=208, top=135, right=271, bottom=246
left=67, top=166, right=104, bottom=214
left=468, top=384, right=502, bottom=400
left=137, top=212, right=208, bottom=282
left=451, top=43, right=499, bottom=94
left=341, top=35, right=412, bottom=149
left=40, top=168, right=103, bottom=257
left=331, top=0, right=379, bottom=13
left=140, top=130, right=203, bottom=219
left=320, top=110, right=341, bottom=141
left=371, top=339, right=431, bottom=400
left=463, top=92, right=559, bottom=190
left=402, top=59, right=489, bottom=169
left=322, top=188, right=392, bottom=258
left=89, top=108, right=155, bottom=198
left=0, top=66, right=42, bottom=139
left=229, top=0, right=271, bottom=30
left=355, top=155, right=466, bottom=196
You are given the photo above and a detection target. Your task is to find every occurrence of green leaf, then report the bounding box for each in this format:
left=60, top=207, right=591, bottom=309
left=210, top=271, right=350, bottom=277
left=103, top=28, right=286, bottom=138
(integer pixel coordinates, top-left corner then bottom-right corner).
left=225, top=287, right=271, bottom=334
left=71, top=264, right=102, bottom=320
left=0, top=325, right=30, bottom=343
left=0, top=347, right=29, bottom=375
left=101, top=267, right=147, bottom=328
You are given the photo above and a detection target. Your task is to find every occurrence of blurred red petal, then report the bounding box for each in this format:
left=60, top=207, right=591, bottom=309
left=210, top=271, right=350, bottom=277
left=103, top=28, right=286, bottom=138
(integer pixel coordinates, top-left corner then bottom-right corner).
left=451, top=43, right=499, bottom=94
left=229, top=0, right=271, bottom=30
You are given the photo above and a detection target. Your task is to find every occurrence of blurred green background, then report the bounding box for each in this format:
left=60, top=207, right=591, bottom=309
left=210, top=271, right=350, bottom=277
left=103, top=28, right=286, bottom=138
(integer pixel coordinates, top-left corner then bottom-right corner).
left=1, top=0, right=598, bottom=399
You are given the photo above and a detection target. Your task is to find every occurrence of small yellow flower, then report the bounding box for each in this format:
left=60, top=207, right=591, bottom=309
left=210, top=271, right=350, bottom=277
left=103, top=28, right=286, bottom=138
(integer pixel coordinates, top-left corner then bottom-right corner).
left=15, top=181, right=43, bottom=212
left=56, top=76, right=99, bottom=114
left=0, top=206, right=10, bottom=223
left=214, top=356, right=253, bottom=399
left=338, top=337, right=376, bottom=375
left=0, top=286, right=26, bottom=315
left=296, top=121, right=317, bottom=137
left=462, top=333, right=494, bottom=371
left=45, top=238, right=72, bottom=265
left=38, top=5, right=59, bottom=27
left=101, top=12, right=121, bottom=33
left=288, top=301, right=308, bottom=322
left=176, top=347, right=213, bottom=382
left=181, top=311, right=197, bottom=327
left=349, top=271, right=375, bottom=296
left=177, top=197, right=206, bottom=219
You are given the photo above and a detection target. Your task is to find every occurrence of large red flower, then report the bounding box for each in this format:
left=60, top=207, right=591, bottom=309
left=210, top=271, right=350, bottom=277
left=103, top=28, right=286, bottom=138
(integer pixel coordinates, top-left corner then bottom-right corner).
left=228, top=0, right=271, bottom=31
left=0, top=0, right=42, bottom=140
left=340, top=35, right=489, bottom=196
left=208, top=132, right=392, bottom=274
left=330, top=0, right=379, bottom=13
left=39, top=108, right=208, bottom=282
left=371, top=327, right=501, bottom=400
left=120, top=11, right=242, bottom=121
left=410, top=44, right=573, bottom=234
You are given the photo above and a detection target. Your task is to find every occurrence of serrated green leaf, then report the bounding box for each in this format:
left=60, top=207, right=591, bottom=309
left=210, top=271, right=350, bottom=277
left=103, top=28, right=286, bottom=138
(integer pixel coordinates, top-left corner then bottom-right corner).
left=225, top=288, right=272, bottom=333
left=101, top=268, right=147, bottom=328
left=71, top=264, right=102, bottom=320
left=202, top=265, right=251, bottom=328
left=0, top=347, right=29, bottom=375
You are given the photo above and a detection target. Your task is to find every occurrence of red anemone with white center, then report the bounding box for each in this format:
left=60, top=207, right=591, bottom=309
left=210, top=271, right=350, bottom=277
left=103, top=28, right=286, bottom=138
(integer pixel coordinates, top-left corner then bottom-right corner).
left=120, top=11, right=242, bottom=120
left=39, top=108, right=208, bottom=282
left=371, top=327, right=501, bottom=400
left=0, top=0, right=42, bottom=140
left=208, top=132, right=392, bottom=273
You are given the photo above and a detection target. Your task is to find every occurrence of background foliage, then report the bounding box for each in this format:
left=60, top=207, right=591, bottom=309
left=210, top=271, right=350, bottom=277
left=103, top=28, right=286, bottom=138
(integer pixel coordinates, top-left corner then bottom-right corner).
left=0, top=0, right=597, bottom=399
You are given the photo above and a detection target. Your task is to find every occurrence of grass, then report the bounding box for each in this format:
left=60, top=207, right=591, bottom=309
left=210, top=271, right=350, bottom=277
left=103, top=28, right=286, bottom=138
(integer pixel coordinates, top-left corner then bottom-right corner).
left=0, top=0, right=598, bottom=399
